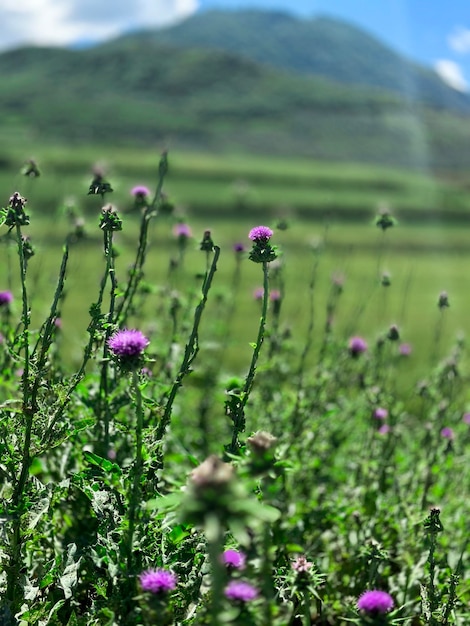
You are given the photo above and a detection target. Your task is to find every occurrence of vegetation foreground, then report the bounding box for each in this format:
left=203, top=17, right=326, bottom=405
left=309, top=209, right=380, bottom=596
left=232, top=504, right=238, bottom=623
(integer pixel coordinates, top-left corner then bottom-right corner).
left=0, top=152, right=469, bottom=625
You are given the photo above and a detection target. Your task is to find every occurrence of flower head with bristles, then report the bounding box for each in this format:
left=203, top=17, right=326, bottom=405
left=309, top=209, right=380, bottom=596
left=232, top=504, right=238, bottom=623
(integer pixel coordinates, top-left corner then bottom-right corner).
left=248, top=225, right=277, bottom=263
left=357, top=590, right=394, bottom=615
left=139, top=569, right=177, bottom=595
left=108, top=329, right=149, bottom=369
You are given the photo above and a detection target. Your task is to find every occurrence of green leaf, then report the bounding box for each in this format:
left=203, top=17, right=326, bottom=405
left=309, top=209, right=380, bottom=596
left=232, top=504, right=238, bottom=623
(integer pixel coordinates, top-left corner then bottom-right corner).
left=146, top=492, right=183, bottom=511
left=168, top=524, right=191, bottom=544
left=83, top=451, right=121, bottom=475
left=59, top=544, right=81, bottom=600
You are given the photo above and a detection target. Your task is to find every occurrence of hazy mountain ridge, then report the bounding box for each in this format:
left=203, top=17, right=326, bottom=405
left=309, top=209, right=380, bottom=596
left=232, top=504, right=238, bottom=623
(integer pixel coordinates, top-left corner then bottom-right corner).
left=120, top=9, right=470, bottom=114
left=2, top=9, right=470, bottom=169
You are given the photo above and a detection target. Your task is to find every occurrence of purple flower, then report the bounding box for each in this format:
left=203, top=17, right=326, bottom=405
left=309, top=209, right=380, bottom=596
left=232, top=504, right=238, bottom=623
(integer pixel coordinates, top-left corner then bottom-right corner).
left=378, top=424, right=390, bottom=435
left=131, top=185, right=150, bottom=198
left=225, top=580, right=258, bottom=602
left=462, top=413, right=470, bottom=425
left=233, top=242, right=245, bottom=253
left=139, top=568, right=177, bottom=594
left=0, top=291, right=13, bottom=306
left=108, top=329, right=149, bottom=359
left=348, top=336, right=368, bottom=357
left=357, top=590, right=394, bottom=614
left=173, top=223, right=192, bottom=238
left=399, top=343, right=412, bottom=356
left=440, top=427, right=454, bottom=440
left=270, top=289, right=281, bottom=301
left=374, top=407, right=388, bottom=420
left=253, top=287, right=264, bottom=301
left=221, top=549, right=246, bottom=570
left=248, top=225, right=273, bottom=241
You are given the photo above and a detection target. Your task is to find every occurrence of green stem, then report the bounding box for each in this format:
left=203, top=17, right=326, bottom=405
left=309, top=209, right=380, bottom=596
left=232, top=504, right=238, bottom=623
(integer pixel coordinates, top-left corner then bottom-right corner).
left=99, top=229, right=118, bottom=452
left=42, top=232, right=114, bottom=445
left=302, top=588, right=312, bottom=626
left=126, top=369, right=145, bottom=574
left=229, top=261, right=269, bottom=454
left=157, top=246, right=220, bottom=443
left=6, top=224, right=32, bottom=610
left=116, top=153, right=167, bottom=325
left=206, top=516, right=225, bottom=626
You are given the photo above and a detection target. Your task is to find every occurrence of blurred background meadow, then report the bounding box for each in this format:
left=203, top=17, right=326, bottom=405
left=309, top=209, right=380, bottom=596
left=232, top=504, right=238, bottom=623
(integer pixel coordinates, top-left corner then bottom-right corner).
left=2, top=2, right=470, bottom=382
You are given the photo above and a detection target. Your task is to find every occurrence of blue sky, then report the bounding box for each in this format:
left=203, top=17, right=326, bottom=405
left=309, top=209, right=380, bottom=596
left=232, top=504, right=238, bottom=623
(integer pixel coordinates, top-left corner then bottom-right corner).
left=1, top=0, right=470, bottom=91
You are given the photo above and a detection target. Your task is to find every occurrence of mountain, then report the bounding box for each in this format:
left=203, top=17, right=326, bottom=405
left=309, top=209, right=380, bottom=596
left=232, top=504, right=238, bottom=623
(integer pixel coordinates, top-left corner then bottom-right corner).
left=2, top=10, right=470, bottom=169
left=119, top=9, right=470, bottom=115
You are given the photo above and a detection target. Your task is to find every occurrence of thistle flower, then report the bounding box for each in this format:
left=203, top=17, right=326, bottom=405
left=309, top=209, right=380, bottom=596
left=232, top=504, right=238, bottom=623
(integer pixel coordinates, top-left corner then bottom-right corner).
left=0, top=291, right=13, bottom=307
left=108, top=329, right=149, bottom=365
left=399, top=343, right=412, bottom=356
left=4, top=192, right=29, bottom=227
left=253, top=287, right=264, bottom=300
left=139, top=569, right=177, bottom=594
left=248, top=225, right=277, bottom=263
left=221, top=549, right=246, bottom=570
left=440, top=427, right=454, bottom=440
left=381, top=272, right=391, bottom=287
left=99, top=204, right=122, bottom=232
left=200, top=229, right=214, bottom=252
left=225, top=581, right=258, bottom=602
left=131, top=185, right=150, bottom=198
left=462, top=413, right=470, bottom=425
left=373, top=408, right=388, bottom=420
left=292, top=555, right=313, bottom=573
left=248, top=225, right=273, bottom=241
left=173, top=223, right=192, bottom=239
left=349, top=336, right=368, bottom=357
left=246, top=430, right=278, bottom=454
left=438, top=291, right=450, bottom=309
left=233, top=242, right=245, bottom=253
left=190, top=455, right=234, bottom=489
left=357, top=590, right=394, bottom=614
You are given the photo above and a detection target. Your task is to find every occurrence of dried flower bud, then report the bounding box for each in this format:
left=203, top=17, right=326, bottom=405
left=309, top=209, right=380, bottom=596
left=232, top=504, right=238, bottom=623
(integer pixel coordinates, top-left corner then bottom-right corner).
left=190, top=455, right=234, bottom=489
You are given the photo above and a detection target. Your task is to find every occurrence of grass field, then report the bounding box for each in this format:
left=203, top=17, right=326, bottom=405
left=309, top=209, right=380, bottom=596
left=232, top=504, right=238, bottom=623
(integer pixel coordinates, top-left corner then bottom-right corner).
left=2, top=146, right=470, bottom=624
left=2, top=143, right=470, bottom=221
left=1, top=145, right=469, bottom=385
left=2, top=208, right=469, bottom=392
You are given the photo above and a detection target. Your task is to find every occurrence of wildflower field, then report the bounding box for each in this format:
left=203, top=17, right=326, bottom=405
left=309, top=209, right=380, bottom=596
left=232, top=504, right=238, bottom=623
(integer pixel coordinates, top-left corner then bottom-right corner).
left=0, top=150, right=469, bottom=625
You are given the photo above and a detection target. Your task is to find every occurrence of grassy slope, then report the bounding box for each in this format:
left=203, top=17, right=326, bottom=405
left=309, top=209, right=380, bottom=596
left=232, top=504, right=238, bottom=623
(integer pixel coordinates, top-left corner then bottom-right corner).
left=2, top=33, right=470, bottom=169
left=2, top=144, right=470, bottom=221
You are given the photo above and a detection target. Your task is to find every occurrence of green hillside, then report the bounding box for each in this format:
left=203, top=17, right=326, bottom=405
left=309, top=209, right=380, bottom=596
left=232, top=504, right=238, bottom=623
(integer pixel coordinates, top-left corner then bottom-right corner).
left=125, top=9, right=470, bottom=114
left=1, top=11, right=470, bottom=170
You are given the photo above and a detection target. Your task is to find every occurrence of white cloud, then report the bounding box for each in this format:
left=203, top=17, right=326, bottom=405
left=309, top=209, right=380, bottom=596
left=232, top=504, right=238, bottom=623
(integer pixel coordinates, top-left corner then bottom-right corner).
left=0, top=0, right=199, bottom=50
left=448, top=27, right=470, bottom=54
left=434, top=59, right=468, bottom=92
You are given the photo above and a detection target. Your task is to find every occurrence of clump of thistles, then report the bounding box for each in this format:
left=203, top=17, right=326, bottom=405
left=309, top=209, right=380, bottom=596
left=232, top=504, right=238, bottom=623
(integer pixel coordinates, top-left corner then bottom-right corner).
left=139, top=568, right=177, bottom=594
left=357, top=590, right=394, bottom=615
left=108, top=329, right=149, bottom=368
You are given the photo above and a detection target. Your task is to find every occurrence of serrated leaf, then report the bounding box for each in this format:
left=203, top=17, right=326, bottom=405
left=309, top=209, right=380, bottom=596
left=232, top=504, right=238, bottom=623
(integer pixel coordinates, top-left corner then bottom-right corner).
left=59, top=544, right=81, bottom=600
left=83, top=451, right=121, bottom=475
